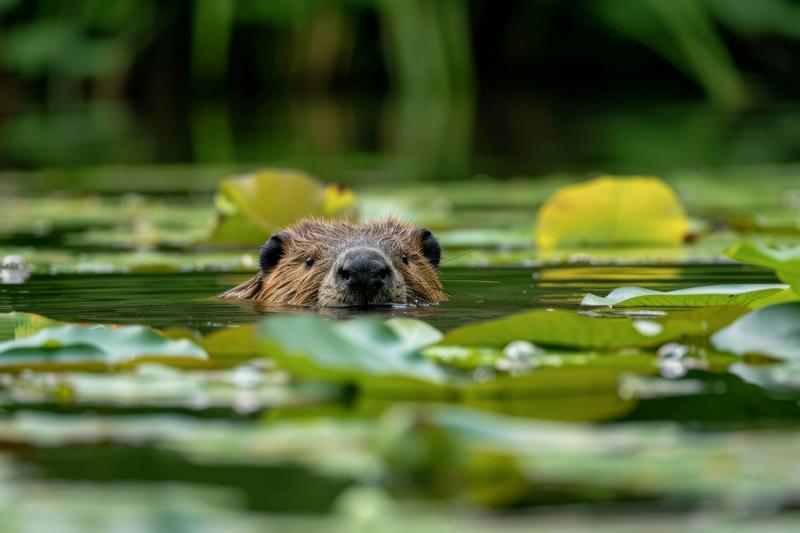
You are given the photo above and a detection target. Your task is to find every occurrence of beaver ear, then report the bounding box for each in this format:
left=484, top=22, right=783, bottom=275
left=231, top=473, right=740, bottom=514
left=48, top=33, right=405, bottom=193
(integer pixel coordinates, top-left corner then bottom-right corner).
left=417, top=228, right=441, bottom=269
left=259, top=231, right=291, bottom=275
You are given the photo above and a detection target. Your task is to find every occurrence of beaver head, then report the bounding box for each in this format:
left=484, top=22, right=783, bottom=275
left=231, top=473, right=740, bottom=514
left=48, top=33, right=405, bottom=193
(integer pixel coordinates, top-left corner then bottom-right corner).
left=221, top=217, right=447, bottom=307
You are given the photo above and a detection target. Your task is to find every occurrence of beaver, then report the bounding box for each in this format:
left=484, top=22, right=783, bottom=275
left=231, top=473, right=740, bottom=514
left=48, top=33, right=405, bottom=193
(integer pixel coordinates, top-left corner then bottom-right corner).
left=220, top=217, right=447, bottom=307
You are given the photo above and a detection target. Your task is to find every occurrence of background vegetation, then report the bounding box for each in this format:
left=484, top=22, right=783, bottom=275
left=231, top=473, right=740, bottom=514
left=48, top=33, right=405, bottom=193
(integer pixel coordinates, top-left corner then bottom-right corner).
left=1, top=0, right=799, bottom=178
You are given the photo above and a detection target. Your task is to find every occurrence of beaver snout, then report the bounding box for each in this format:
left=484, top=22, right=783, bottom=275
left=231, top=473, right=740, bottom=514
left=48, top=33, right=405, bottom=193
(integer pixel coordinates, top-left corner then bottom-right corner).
left=338, top=248, right=392, bottom=298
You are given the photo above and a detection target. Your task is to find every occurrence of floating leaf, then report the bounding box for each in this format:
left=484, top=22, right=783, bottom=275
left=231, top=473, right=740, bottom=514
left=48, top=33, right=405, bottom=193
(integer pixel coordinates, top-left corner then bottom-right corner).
left=0, top=363, right=332, bottom=411
left=257, top=315, right=450, bottom=386
left=207, top=169, right=358, bottom=245
left=0, top=311, right=58, bottom=341
left=725, top=242, right=800, bottom=294
left=385, top=318, right=443, bottom=351
left=535, top=175, right=688, bottom=249
left=440, top=307, right=746, bottom=350
left=200, top=324, right=262, bottom=361
left=581, top=284, right=787, bottom=307
left=0, top=324, right=207, bottom=365
left=712, top=303, right=800, bottom=361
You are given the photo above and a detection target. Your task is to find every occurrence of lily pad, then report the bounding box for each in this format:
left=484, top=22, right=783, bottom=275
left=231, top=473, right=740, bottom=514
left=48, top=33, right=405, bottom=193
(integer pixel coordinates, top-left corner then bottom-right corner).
left=440, top=307, right=747, bottom=350
left=535, top=175, right=688, bottom=249
left=0, top=324, right=207, bottom=365
left=711, top=303, right=800, bottom=361
left=257, top=315, right=450, bottom=385
left=581, top=284, right=787, bottom=307
left=725, top=241, right=800, bottom=294
left=0, top=311, right=59, bottom=341
left=385, top=318, right=444, bottom=351
left=207, top=169, right=358, bottom=246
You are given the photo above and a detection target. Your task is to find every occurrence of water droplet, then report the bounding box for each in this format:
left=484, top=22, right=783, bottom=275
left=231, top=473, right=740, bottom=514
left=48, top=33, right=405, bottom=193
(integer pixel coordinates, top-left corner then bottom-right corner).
left=503, top=340, right=543, bottom=360
left=659, top=359, right=688, bottom=379
left=232, top=365, right=262, bottom=389
left=657, top=342, right=689, bottom=361
left=633, top=320, right=663, bottom=337
left=1, top=255, right=30, bottom=284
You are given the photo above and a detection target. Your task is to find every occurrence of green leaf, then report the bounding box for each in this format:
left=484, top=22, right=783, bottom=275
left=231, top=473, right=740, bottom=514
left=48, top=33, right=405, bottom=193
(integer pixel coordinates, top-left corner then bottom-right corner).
left=0, top=324, right=207, bottom=365
left=440, top=307, right=747, bottom=350
left=712, top=303, right=800, bottom=361
left=725, top=242, right=800, bottom=294
left=384, top=318, right=443, bottom=351
left=581, top=284, right=787, bottom=307
left=207, top=169, right=358, bottom=245
left=0, top=311, right=58, bottom=341
left=535, top=175, right=688, bottom=249
left=257, top=315, right=450, bottom=385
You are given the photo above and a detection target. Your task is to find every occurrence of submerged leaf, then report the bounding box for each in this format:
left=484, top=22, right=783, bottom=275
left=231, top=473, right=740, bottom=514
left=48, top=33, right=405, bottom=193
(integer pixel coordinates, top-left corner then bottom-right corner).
left=581, top=284, right=787, bottom=307
left=207, top=169, right=359, bottom=245
left=257, top=315, right=450, bottom=385
left=725, top=242, right=800, bottom=294
left=712, top=303, right=800, bottom=361
left=0, top=324, right=207, bottom=365
left=535, top=175, right=688, bottom=249
left=441, top=307, right=746, bottom=350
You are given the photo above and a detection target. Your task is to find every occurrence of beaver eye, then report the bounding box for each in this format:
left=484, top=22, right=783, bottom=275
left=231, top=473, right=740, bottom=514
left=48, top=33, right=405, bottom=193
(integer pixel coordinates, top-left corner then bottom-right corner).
left=401, top=255, right=409, bottom=265
left=305, top=256, right=314, bottom=267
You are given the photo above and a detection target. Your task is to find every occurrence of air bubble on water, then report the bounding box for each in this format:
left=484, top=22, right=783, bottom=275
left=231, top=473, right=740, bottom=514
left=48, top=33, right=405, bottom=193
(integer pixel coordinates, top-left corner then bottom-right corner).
left=657, top=342, right=689, bottom=361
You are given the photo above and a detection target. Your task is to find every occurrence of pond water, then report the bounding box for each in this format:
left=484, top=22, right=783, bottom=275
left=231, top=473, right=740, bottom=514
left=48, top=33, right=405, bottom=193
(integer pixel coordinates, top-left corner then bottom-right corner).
left=0, top=264, right=778, bottom=332
left=1, top=140, right=799, bottom=526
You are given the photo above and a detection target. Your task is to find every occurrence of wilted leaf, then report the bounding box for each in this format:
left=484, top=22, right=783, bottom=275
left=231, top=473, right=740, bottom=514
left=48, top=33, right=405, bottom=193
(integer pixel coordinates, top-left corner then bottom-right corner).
left=440, top=307, right=747, bottom=350
left=0, top=324, right=207, bottom=365
left=207, top=169, right=358, bottom=245
left=725, top=241, right=800, bottom=294
left=712, top=303, right=800, bottom=361
left=257, top=315, right=450, bottom=385
left=581, top=284, right=787, bottom=307
left=535, top=175, right=688, bottom=249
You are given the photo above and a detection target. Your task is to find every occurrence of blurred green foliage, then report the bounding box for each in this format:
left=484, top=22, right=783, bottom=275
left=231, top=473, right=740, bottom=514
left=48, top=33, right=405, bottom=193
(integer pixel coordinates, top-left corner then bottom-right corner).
left=1, top=0, right=799, bottom=106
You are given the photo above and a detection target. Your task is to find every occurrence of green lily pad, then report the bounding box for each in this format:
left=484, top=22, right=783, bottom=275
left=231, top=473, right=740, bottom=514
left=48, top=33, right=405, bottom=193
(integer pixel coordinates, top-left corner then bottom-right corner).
left=385, top=318, right=444, bottom=351
left=725, top=242, right=800, bottom=294
left=440, top=307, right=747, bottom=350
left=0, top=311, right=59, bottom=341
left=0, top=324, right=207, bottom=365
left=712, top=303, right=800, bottom=361
left=207, top=169, right=358, bottom=246
left=581, top=284, right=787, bottom=307
left=0, top=363, right=333, bottom=411
left=257, top=315, right=450, bottom=386
left=535, top=175, right=688, bottom=249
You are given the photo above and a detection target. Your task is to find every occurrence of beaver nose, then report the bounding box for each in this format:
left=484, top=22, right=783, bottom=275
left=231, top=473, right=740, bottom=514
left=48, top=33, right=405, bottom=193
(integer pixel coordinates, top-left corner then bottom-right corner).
left=338, top=249, right=391, bottom=297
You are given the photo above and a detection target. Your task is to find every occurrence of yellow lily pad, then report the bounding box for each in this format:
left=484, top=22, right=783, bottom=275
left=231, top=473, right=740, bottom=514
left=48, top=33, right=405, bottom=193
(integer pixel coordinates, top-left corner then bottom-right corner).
left=535, top=175, right=688, bottom=249
left=207, top=168, right=359, bottom=245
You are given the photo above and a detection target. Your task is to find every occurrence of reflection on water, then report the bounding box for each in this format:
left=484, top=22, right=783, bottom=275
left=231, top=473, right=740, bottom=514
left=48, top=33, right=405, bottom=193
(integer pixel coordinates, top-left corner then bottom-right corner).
left=3, top=97, right=800, bottom=182
left=0, top=264, right=779, bottom=333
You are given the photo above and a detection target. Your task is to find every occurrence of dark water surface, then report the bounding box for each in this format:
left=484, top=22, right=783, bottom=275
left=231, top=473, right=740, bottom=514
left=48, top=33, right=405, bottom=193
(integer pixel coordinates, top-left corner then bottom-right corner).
left=1, top=264, right=778, bottom=332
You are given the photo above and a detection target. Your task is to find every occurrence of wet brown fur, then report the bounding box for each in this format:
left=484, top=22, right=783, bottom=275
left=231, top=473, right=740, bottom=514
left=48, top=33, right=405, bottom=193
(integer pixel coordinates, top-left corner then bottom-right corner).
left=220, top=217, right=447, bottom=306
